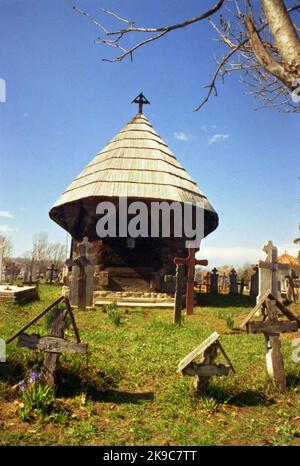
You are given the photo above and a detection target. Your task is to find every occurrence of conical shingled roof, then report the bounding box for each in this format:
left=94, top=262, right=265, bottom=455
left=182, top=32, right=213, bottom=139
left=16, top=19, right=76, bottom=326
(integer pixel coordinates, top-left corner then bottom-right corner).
left=49, top=112, right=218, bottom=238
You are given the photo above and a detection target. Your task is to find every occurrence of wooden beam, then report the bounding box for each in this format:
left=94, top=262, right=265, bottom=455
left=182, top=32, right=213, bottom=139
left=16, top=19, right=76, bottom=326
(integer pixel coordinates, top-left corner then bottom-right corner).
left=6, top=296, right=65, bottom=344
left=17, top=334, right=88, bottom=354
left=247, top=320, right=298, bottom=334
left=178, top=332, right=220, bottom=373
left=65, top=298, right=81, bottom=343
left=38, top=337, right=87, bottom=354
left=216, top=341, right=236, bottom=374
left=240, top=289, right=271, bottom=328
left=183, top=363, right=230, bottom=377
left=270, top=295, right=300, bottom=327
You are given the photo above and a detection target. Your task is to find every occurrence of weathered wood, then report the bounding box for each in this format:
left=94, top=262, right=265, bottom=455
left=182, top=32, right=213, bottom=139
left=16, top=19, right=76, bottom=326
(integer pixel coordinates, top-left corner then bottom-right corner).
left=17, top=333, right=40, bottom=349
left=183, top=362, right=230, bottom=377
left=216, top=341, right=236, bottom=374
left=240, top=289, right=271, bottom=328
left=270, top=296, right=300, bottom=327
left=174, top=264, right=185, bottom=325
left=178, top=332, right=220, bottom=373
left=65, top=298, right=81, bottom=343
left=173, top=248, right=208, bottom=316
left=6, top=296, right=65, bottom=344
left=18, top=334, right=87, bottom=354
left=38, top=337, right=87, bottom=353
left=66, top=237, right=95, bottom=309
left=265, top=333, right=286, bottom=393
left=40, top=308, right=67, bottom=387
left=264, top=299, right=287, bottom=392
left=247, top=320, right=298, bottom=335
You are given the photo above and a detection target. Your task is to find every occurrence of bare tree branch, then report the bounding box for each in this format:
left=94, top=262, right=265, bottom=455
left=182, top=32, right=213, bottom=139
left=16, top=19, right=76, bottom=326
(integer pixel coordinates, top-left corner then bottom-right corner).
left=74, top=0, right=225, bottom=62
left=74, top=1, right=300, bottom=112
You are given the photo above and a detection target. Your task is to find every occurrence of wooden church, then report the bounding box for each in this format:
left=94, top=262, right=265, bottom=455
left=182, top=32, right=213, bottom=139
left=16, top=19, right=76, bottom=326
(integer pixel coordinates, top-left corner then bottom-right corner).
left=49, top=94, right=218, bottom=302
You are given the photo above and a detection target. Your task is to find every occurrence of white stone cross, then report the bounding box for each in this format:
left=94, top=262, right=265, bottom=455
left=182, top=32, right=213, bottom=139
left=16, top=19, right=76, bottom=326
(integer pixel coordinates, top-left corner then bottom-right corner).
left=258, top=241, right=289, bottom=303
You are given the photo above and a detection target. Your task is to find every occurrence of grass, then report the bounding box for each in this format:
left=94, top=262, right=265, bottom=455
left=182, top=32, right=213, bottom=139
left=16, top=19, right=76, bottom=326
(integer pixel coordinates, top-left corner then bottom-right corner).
left=0, top=285, right=300, bottom=445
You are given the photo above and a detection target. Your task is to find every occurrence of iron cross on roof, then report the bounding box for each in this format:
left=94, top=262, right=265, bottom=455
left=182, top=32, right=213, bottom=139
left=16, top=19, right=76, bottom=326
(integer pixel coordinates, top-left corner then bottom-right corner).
left=132, top=93, right=150, bottom=114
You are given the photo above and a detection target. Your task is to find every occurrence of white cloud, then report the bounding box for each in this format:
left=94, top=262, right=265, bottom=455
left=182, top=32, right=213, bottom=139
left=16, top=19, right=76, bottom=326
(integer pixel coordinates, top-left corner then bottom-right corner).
left=208, top=133, right=230, bottom=145
left=198, top=246, right=263, bottom=267
left=0, top=225, right=18, bottom=233
left=0, top=210, right=13, bottom=219
left=197, top=243, right=300, bottom=268
left=174, top=131, right=189, bottom=141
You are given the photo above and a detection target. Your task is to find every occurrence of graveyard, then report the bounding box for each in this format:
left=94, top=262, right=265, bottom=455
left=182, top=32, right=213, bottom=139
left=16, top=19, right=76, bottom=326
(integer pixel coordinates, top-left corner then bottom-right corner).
left=0, top=284, right=300, bottom=446
left=1, top=0, right=300, bottom=451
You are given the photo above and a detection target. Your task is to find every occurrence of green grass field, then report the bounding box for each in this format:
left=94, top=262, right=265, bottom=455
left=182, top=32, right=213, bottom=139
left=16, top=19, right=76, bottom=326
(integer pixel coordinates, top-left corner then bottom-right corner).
left=0, top=285, right=300, bottom=446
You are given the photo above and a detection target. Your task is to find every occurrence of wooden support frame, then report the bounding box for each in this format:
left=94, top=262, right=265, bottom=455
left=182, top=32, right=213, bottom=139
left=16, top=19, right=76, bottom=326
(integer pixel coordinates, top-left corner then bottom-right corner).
left=177, top=332, right=235, bottom=393
left=244, top=295, right=299, bottom=393
left=6, top=296, right=88, bottom=387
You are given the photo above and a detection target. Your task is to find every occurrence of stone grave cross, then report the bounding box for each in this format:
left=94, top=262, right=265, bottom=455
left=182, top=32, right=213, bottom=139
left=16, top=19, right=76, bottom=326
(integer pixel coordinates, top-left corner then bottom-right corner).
left=47, top=263, right=59, bottom=284
left=66, top=237, right=96, bottom=309
left=173, top=248, right=208, bottom=315
left=258, top=241, right=289, bottom=302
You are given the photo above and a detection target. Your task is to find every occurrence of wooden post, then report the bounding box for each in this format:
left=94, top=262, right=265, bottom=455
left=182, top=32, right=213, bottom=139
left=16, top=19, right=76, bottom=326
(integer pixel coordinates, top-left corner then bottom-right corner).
left=66, top=237, right=96, bottom=309
left=173, top=248, right=208, bottom=315
left=174, top=264, right=185, bottom=324
left=40, top=307, right=67, bottom=387
left=264, top=300, right=286, bottom=392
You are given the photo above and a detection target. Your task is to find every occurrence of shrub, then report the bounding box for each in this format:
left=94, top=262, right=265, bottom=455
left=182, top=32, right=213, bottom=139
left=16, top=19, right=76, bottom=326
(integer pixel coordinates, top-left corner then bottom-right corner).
left=106, top=302, right=121, bottom=327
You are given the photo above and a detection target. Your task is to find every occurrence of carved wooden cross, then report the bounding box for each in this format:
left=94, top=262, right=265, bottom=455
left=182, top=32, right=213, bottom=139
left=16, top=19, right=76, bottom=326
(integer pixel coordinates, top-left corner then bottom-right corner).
left=66, top=237, right=96, bottom=309
left=174, top=248, right=208, bottom=315
left=165, top=263, right=186, bottom=324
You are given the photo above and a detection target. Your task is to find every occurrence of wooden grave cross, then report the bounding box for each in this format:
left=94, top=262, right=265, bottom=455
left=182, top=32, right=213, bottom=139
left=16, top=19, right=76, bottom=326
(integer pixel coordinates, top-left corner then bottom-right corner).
left=6, top=296, right=88, bottom=387
left=241, top=293, right=299, bottom=392
left=66, top=236, right=96, bottom=309
left=177, top=332, right=235, bottom=392
left=173, top=248, right=208, bottom=316
left=164, top=263, right=186, bottom=324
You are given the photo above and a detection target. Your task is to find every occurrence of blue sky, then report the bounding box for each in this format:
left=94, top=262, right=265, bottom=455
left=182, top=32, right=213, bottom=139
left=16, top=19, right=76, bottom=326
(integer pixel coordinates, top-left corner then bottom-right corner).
left=0, top=0, right=299, bottom=266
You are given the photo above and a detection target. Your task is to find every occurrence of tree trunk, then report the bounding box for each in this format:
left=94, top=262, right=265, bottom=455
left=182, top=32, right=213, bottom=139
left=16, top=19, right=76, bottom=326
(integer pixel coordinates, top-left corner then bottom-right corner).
left=261, top=0, right=300, bottom=81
